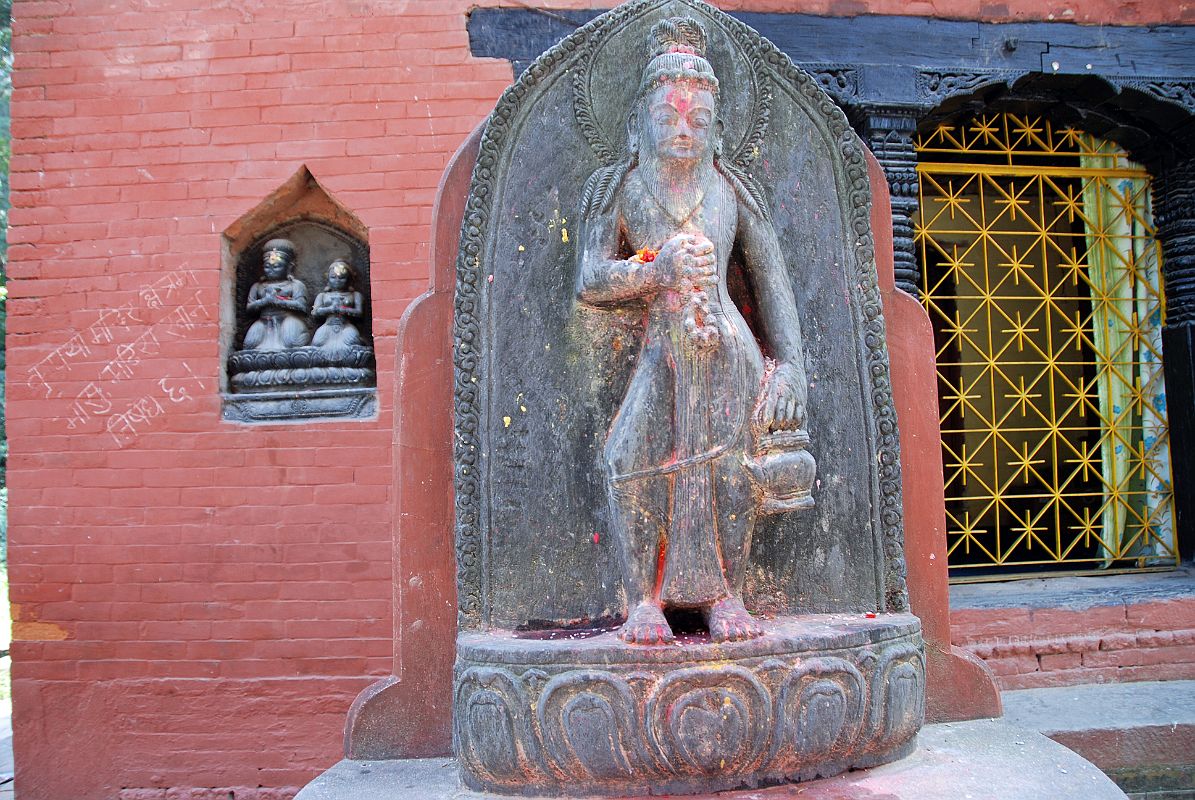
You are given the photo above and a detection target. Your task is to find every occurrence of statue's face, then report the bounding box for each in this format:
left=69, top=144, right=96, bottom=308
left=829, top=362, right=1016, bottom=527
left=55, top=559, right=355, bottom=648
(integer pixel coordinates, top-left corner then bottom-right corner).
left=643, top=83, right=716, bottom=162
left=329, top=271, right=349, bottom=290
left=263, top=249, right=289, bottom=279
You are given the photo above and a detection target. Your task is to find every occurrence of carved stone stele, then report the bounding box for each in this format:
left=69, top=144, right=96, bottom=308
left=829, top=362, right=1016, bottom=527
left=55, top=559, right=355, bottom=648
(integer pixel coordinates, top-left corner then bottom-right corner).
left=452, top=0, right=922, bottom=795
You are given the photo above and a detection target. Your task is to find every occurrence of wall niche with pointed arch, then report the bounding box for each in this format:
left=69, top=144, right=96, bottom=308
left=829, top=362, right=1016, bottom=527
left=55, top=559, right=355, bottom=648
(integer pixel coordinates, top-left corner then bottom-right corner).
left=221, top=167, right=377, bottom=422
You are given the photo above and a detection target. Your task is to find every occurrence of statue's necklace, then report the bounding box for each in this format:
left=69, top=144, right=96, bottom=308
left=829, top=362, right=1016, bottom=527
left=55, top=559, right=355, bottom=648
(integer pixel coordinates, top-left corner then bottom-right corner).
left=643, top=176, right=710, bottom=231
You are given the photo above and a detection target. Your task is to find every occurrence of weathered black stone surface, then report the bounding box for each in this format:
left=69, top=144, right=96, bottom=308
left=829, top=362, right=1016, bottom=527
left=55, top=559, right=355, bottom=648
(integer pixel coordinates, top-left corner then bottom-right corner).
left=452, top=2, right=919, bottom=793
left=231, top=222, right=373, bottom=358
left=454, top=615, right=924, bottom=796
left=220, top=386, right=377, bottom=422
left=469, top=9, right=1195, bottom=117
left=467, top=2, right=1195, bottom=573
left=454, top=0, right=904, bottom=632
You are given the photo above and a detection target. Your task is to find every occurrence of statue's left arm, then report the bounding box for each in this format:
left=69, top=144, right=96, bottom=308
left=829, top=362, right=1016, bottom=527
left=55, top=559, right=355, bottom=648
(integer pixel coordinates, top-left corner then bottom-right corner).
left=739, top=201, right=808, bottom=430
left=281, top=278, right=309, bottom=313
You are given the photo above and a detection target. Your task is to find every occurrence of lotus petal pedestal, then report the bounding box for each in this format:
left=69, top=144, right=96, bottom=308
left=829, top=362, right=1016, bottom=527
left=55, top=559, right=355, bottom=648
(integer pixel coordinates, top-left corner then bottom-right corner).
left=453, top=614, right=924, bottom=797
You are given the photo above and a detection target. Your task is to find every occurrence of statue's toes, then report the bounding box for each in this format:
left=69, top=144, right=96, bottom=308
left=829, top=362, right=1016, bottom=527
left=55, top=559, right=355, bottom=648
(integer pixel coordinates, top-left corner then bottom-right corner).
left=710, top=614, right=763, bottom=642
left=618, top=620, right=673, bottom=645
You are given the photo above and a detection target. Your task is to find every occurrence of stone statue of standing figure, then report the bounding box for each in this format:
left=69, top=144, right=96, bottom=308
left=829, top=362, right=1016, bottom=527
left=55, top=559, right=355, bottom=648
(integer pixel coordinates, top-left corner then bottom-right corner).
left=578, top=17, right=811, bottom=645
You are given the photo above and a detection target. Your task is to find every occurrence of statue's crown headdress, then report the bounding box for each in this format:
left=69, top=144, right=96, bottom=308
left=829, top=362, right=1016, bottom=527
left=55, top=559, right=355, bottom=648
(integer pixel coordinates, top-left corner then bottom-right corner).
left=638, top=17, right=719, bottom=98
left=263, top=238, right=296, bottom=259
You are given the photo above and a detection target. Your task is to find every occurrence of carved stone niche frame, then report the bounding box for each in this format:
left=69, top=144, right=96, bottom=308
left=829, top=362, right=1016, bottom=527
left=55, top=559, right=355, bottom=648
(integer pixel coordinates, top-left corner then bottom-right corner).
left=452, top=0, right=922, bottom=795
left=220, top=166, right=377, bottom=423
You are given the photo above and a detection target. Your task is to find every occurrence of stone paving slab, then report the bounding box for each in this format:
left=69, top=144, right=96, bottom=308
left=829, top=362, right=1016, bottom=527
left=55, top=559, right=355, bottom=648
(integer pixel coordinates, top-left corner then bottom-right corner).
left=949, top=568, right=1195, bottom=611
left=1004, top=680, right=1195, bottom=796
left=296, top=718, right=1128, bottom=799
left=0, top=714, right=12, bottom=800
left=1003, top=680, right=1195, bottom=735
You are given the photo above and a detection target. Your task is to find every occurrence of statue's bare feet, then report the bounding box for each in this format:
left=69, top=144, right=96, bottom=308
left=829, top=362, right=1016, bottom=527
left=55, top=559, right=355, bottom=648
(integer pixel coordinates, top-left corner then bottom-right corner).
left=618, top=602, right=675, bottom=645
left=707, top=597, right=764, bottom=643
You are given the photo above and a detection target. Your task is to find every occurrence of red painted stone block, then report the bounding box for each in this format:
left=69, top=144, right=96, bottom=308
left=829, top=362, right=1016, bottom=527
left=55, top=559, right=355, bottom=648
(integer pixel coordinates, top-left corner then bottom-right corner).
left=1126, top=598, right=1195, bottom=630
left=1039, top=652, right=1084, bottom=671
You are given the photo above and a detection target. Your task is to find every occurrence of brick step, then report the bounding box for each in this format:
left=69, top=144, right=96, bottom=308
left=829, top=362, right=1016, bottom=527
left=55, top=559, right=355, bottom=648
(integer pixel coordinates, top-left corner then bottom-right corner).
left=950, top=567, right=1195, bottom=689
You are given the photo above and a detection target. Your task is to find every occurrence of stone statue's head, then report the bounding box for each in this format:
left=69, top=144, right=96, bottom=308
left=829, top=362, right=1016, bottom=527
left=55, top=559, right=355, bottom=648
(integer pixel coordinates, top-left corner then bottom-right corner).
left=262, top=238, right=296, bottom=279
left=326, top=259, right=353, bottom=290
left=630, top=17, right=722, bottom=163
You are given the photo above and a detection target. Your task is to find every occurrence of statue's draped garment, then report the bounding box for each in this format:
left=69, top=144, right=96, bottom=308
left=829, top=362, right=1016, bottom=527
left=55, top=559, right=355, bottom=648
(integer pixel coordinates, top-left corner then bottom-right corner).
left=585, top=168, right=764, bottom=606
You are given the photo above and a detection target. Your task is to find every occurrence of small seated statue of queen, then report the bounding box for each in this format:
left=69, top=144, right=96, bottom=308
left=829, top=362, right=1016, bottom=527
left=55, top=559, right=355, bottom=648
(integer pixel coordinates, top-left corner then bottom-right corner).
left=577, top=18, right=809, bottom=645
left=311, top=259, right=365, bottom=350
left=243, top=238, right=311, bottom=351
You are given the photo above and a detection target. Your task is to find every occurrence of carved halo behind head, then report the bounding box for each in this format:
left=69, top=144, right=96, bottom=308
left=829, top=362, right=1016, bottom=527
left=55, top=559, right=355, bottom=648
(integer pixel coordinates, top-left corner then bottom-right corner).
left=574, top=9, right=765, bottom=174
left=580, top=13, right=770, bottom=220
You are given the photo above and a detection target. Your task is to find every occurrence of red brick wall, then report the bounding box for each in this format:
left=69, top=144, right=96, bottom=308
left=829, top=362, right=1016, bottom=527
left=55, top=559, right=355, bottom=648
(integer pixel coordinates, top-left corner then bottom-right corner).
left=7, top=2, right=514, bottom=797
left=8, top=0, right=1192, bottom=798
left=952, top=598, right=1195, bottom=690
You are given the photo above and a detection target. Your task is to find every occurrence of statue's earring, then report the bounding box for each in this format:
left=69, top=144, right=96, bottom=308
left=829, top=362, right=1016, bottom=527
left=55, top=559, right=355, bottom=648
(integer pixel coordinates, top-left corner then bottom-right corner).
left=713, top=118, right=725, bottom=159
left=626, top=114, right=639, bottom=159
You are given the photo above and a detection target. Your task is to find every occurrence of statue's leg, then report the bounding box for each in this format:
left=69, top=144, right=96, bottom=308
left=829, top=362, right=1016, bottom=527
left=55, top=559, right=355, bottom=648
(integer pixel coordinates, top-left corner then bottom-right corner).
left=608, top=477, right=673, bottom=644
left=605, top=348, right=675, bottom=645
left=713, top=452, right=757, bottom=593
left=706, top=453, right=763, bottom=642
left=243, top=318, right=267, bottom=350
left=281, top=313, right=312, bottom=348
left=311, top=322, right=330, bottom=348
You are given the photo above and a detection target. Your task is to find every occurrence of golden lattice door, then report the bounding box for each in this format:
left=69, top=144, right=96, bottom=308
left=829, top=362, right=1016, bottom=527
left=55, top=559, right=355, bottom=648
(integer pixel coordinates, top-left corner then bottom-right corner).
left=915, top=113, right=1178, bottom=579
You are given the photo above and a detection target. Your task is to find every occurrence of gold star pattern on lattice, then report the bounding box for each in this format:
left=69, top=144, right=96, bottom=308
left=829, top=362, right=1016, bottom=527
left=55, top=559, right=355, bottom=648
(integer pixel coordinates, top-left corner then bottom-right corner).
left=1050, top=182, right=1086, bottom=225
left=1065, top=440, right=1102, bottom=483
left=1007, top=508, right=1052, bottom=557
left=915, top=112, right=1177, bottom=573
left=1058, top=247, right=1088, bottom=288
left=1008, top=115, right=1048, bottom=151
left=1000, top=310, right=1040, bottom=353
left=968, top=115, right=1002, bottom=146
left=940, top=374, right=984, bottom=422
left=1005, top=440, right=1047, bottom=482
left=997, top=245, right=1035, bottom=286
left=945, top=442, right=985, bottom=488
left=990, top=178, right=1035, bottom=222
left=946, top=509, right=993, bottom=560
left=1067, top=507, right=1103, bottom=550
left=932, top=179, right=973, bottom=221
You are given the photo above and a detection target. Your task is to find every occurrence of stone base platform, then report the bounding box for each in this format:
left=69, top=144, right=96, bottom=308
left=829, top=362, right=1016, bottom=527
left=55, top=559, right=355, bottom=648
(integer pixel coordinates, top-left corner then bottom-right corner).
left=453, top=614, right=925, bottom=796
left=296, top=718, right=1128, bottom=799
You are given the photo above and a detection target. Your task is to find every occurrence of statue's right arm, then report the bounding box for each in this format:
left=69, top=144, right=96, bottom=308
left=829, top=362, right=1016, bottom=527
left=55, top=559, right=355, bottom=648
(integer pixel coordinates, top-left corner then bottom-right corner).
left=246, top=283, right=265, bottom=311
left=576, top=203, right=655, bottom=304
